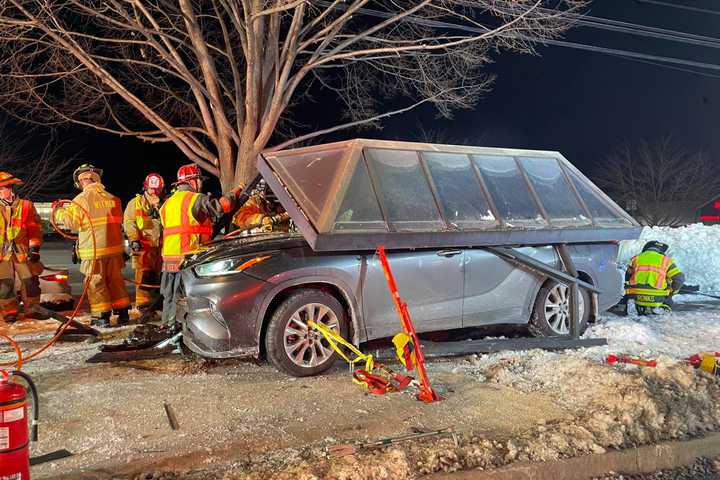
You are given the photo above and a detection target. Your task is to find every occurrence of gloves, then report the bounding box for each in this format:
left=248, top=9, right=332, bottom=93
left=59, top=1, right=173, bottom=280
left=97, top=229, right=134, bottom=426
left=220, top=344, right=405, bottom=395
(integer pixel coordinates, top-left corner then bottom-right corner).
left=261, top=216, right=274, bottom=232
left=130, top=240, right=143, bottom=253
left=28, top=246, right=40, bottom=263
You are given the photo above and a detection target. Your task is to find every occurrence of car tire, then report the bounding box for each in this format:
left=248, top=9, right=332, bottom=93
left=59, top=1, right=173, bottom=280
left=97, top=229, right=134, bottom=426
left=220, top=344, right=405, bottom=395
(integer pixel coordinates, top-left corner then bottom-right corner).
left=530, top=280, right=590, bottom=337
left=265, top=289, right=349, bottom=377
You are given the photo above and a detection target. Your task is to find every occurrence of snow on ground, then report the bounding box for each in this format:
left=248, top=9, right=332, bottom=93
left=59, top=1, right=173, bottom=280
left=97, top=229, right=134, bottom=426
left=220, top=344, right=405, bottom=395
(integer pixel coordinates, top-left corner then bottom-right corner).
left=618, top=223, right=720, bottom=292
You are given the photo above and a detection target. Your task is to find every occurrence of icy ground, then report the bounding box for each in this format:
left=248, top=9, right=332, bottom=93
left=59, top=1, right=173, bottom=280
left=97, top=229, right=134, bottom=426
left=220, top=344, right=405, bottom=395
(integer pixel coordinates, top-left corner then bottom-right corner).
left=0, top=298, right=715, bottom=480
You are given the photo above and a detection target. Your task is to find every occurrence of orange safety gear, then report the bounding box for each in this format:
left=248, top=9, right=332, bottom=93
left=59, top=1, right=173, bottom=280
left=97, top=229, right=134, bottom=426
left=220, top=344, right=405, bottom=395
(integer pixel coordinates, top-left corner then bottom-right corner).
left=124, top=194, right=162, bottom=252
left=232, top=194, right=268, bottom=231
left=0, top=172, right=23, bottom=188
left=123, top=193, right=162, bottom=308
left=56, top=183, right=125, bottom=260
left=56, top=182, right=129, bottom=316
left=81, top=255, right=130, bottom=316
left=0, top=196, right=42, bottom=321
left=72, top=164, right=103, bottom=189
left=174, top=164, right=206, bottom=186
left=144, top=173, right=165, bottom=192
left=0, top=198, right=42, bottom=263
left=160, top=190, right=213, bottom=271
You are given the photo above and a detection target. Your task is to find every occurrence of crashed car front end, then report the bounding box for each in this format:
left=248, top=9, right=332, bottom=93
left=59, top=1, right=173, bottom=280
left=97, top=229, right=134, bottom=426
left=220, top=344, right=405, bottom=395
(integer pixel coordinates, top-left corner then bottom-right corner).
left=178, top=234, right=302, bottom=359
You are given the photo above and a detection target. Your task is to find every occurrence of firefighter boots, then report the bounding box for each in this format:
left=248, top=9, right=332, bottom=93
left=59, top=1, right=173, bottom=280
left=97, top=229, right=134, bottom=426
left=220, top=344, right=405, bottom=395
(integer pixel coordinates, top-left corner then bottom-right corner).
left=91, top=311, right=111, bottom=328
left=115, top=307, right=130, bottom=326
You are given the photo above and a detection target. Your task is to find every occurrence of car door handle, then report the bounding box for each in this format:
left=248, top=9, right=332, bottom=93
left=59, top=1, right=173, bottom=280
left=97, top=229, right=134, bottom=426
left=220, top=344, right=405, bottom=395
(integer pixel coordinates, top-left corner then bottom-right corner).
left=437, top=249, right=462, bottom=258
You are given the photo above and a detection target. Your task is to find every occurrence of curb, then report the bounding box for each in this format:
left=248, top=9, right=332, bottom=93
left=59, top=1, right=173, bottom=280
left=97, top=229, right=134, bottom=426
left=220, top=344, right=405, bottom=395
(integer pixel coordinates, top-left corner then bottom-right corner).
left=428, top=432, right=720, bottom=480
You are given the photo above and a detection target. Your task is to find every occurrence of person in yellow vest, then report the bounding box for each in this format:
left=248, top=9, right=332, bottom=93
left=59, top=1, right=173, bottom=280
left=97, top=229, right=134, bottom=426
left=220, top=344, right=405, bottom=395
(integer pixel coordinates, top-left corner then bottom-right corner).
left=159, top=164, right=243, bottom=325
left=624, top=240, right=685, bottom=315
left=231, top=180, right=290, bottom=234
left=123, top=173, right=164, bottom=317
left=0, top=172, right=46, bottom=323
left=53, top=164, right=131, bottom=327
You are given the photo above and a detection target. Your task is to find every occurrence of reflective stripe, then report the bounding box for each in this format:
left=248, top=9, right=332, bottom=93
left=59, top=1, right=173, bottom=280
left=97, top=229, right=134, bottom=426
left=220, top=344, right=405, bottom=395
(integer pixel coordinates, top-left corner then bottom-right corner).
left=6, top=199, right=29, bottom=242
left=626, top=287, right=672, bottom=296
left=111, top=297, right=131, bottom=309
left=90, top=301, right=112, bottom=314
left=163, top=225, right=214, bottom=235
left=180, top=192, right=193, bottom=253
left=78, top=244, right=125, bottom=260
left=134, top=195, right=145, bottom=232
left=655, top=256, right=671, bottom=288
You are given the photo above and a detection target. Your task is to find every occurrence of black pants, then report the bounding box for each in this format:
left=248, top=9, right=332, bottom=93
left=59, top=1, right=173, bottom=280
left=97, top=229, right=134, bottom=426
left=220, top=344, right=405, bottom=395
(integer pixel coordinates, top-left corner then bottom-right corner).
left=160, top=271, right=182, bottom=325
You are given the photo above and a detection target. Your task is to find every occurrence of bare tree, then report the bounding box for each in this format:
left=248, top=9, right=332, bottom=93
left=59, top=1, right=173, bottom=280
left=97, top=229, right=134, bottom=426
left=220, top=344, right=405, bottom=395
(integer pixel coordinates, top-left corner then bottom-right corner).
left=594, top=137, right=720, bottom=226
left=0, top=120, right=73, bottom=201
left=0, top=0, right=585, bottom=191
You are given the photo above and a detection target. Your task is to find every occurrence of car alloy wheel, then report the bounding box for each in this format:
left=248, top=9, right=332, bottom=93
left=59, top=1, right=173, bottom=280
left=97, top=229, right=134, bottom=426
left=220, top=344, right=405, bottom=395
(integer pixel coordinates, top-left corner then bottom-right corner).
left=283, top=303, right=339, bottom=368
left=544, top=283, right=585, bottom=335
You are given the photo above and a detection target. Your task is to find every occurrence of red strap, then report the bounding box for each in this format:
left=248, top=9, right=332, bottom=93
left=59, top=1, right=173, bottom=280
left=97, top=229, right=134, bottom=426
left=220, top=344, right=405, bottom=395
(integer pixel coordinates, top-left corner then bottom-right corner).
left=354, top=369, right=392, bottom=395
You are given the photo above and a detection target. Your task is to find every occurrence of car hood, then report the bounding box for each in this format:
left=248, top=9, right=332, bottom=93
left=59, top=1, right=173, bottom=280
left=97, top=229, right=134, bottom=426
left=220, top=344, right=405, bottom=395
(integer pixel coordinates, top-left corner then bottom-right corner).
left=185, top=233, right=307, bottom=267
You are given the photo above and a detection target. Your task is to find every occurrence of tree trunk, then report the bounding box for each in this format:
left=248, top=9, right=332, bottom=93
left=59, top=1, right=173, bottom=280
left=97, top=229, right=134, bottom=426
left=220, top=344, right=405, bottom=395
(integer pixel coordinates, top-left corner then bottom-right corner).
left=233, top=139, right=259, bottom=191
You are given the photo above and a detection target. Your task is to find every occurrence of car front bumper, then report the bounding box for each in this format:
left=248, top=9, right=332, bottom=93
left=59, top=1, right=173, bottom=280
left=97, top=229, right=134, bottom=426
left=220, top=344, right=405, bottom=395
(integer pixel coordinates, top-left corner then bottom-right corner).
left=179, top=269, right=270, bottom=359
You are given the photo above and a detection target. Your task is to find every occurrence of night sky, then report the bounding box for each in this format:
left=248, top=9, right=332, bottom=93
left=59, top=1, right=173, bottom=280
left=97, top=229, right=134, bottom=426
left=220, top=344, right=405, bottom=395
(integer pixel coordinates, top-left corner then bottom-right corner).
left=15, top=1, right=720, bottom=203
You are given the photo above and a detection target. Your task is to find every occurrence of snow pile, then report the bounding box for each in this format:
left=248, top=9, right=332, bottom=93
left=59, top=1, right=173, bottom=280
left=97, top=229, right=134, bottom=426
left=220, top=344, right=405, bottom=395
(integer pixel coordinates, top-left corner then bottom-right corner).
left=618, top=223, right=720, bottom=292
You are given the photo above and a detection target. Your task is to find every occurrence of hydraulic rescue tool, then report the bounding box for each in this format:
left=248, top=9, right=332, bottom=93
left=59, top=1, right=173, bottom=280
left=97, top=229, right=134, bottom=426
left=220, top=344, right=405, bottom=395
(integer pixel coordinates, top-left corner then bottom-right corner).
left=377, top=246, right=440, bottom=403
left=0, top=370, right=39, bottom=480
left=606, top=354, right=657, bottom=368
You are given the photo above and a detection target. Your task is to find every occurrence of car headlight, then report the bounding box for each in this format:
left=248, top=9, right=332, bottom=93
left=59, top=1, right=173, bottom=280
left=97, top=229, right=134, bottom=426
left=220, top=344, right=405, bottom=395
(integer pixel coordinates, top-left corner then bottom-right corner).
left=194, top=255, right=271, bottom=277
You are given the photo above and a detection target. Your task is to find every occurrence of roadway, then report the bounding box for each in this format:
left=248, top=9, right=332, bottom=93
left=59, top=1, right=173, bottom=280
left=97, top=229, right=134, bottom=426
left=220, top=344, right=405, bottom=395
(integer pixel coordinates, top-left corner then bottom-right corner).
left=42, top=238, right=136, bottom=297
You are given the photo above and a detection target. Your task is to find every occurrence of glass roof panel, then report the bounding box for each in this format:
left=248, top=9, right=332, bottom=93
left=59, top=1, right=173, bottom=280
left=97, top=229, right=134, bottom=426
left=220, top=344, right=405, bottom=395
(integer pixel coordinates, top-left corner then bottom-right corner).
left=264, top=146, right=350, bottom=227
left=365, top=148, right=444, bottom=231
left=333, top=158, right=386, bottom=231
left=472, top=154, right=546, bottom=225
left=520, top=157, right=591, bottom=226
left=567, top=168, right=633, bottom=225
left=423, top=152, right=497, bottom=229
left=259, top=139, right=639, bottom=251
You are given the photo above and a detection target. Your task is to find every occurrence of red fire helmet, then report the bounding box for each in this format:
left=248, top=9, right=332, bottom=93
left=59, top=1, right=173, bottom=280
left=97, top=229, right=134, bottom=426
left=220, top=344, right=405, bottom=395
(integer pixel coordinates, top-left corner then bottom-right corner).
left=175, top=164, right=206, bottom=185
left=143, top=172, right=165, bottom=191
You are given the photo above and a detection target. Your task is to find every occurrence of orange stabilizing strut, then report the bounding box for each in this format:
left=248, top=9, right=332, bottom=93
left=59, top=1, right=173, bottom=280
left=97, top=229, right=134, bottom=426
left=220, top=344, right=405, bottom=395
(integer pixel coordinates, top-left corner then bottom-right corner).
left=377, top=246, right=441, bottom=403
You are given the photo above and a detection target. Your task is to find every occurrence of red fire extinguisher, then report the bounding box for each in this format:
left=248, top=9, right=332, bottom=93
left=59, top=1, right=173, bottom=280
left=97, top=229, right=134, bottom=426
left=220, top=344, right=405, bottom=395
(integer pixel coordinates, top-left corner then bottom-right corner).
left=0, top=370, right=39, bottom=480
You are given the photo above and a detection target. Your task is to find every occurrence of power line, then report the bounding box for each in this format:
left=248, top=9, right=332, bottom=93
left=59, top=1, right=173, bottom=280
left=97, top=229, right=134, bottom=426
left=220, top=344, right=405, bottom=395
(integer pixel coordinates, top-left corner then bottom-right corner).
left=608, top=53, right=720, bottom=79
left=312, top=1, right=720, bottom=78
left=466, top=0, right=720, bottom=48
left=635, top=0, right=720, bottom=16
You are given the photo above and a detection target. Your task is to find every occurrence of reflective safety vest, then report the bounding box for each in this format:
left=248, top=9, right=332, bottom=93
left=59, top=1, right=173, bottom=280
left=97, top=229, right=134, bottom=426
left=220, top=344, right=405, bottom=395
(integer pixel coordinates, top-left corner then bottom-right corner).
left=160, top=190, right=213, bottom=271
left=123, top=194, right=162, bottom=249
left=626, top=250, right=681, bottom=299
left=0, top=199, right=41, bottom=262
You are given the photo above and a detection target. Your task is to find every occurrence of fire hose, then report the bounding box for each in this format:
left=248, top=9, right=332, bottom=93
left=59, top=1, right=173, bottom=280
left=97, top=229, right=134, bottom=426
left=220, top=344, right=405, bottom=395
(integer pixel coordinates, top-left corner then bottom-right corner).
left=0, top=199, right=96, bottom=369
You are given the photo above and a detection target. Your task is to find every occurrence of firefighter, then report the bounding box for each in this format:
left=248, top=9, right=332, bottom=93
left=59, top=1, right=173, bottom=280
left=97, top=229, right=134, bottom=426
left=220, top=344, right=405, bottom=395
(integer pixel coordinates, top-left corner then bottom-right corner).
left=159, top=164, right=243, bottom=325
left=623, top=240, right=685, bottom=315
left=53, top=164, right=131, bottom=327
left=232, top=180, right=290, bottom=233
left=123, top=173, right=164, bottom=317
left=0, top=172, right=45, bottom=323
